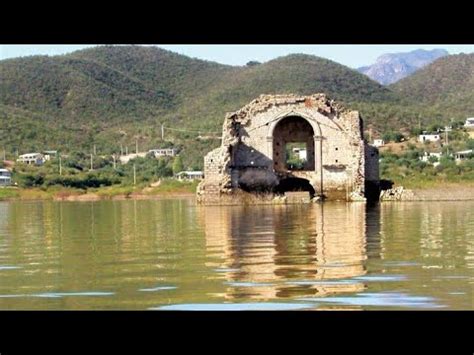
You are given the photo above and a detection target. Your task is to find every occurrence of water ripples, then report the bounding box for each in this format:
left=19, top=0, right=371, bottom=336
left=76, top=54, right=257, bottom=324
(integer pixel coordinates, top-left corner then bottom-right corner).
left=0, top=200, right=472, bottom=309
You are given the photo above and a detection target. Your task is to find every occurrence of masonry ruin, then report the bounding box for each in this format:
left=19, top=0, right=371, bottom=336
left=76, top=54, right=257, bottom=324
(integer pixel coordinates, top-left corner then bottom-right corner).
left=197, top=94, right=380, bottom=204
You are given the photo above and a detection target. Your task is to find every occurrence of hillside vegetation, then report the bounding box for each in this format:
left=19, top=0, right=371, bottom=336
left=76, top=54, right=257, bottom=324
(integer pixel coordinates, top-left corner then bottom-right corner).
left=1, top=46, right=473, bottom=170
left=390, top=53, right=474, bottom=118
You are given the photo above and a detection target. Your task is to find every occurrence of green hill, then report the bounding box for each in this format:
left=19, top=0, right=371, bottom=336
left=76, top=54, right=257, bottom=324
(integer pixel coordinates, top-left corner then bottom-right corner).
left=1, top=46, right=471, bottom=169
left=390, top=53, right=474, bottom=118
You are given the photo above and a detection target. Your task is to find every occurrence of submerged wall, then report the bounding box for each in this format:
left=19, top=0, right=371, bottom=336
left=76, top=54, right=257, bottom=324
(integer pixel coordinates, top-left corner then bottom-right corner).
left=197, top=94, right=379, bottom=204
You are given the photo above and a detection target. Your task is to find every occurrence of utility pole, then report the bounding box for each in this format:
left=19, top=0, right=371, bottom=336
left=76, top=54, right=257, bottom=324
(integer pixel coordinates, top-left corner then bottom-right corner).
left=133, top=164, right=136, bottom=186
left=90, top=154, right=94, bottom=171
left=444, top=125, right=451, bottom=145
left=444, top=125, right=452, bottom=156
left=59, top=155, right=62, bottom=176
left=161, top=124, right=164, bottom=140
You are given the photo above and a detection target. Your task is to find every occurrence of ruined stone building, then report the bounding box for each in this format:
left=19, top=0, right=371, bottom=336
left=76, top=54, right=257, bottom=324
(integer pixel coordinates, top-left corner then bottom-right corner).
left=197, top=94, right=379, bottom=204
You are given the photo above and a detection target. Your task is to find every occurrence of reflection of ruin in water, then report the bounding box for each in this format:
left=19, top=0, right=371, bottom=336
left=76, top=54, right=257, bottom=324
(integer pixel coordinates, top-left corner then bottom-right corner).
left=199, top=203, right=376, bottom=301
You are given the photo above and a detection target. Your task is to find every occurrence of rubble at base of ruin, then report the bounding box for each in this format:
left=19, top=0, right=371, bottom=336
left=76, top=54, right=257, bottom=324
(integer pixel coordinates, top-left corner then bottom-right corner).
left=197, top=94, right=380, bottom=204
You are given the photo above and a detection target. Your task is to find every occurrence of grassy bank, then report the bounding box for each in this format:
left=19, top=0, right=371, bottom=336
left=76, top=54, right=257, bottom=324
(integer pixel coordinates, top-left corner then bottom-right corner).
left=0, top=188, right=20, bottom=200
left=381, top=151, right=473, bottom=190
left=391, top=177, right=474, bottom=190
left=92, top=179, right=199, bottom=198
left=0, top=179, right=199, bottom=201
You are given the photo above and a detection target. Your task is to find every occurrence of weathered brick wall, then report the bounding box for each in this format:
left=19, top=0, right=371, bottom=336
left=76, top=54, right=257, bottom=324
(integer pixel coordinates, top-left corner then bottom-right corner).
left=198, top=94, right=379, bottom=204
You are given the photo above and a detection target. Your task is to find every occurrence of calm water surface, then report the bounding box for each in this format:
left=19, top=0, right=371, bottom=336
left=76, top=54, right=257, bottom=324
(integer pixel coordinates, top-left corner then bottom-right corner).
left=0, top=199, right=472, bottom=310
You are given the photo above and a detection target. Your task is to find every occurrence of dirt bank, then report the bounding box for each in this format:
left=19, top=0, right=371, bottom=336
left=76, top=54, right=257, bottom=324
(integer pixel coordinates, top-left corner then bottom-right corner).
left=381, top=186, right=474, bottom=201
left=53, top=192, right=196, bottom=201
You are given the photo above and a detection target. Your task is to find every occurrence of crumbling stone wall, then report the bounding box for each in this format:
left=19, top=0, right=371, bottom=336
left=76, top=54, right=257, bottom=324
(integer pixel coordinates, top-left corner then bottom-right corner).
left=197, top=94, right=379, bottom=204
left=364, top=144, right=381, bottom=201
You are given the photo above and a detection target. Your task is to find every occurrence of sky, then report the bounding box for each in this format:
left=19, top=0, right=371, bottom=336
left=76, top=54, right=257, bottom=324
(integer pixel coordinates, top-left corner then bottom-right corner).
left=1, top=45, right=474, bottom=68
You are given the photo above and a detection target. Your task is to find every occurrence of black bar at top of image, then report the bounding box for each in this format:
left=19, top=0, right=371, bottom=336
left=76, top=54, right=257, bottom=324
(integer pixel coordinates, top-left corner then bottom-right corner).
left=1, top=9, right=473, bottom=45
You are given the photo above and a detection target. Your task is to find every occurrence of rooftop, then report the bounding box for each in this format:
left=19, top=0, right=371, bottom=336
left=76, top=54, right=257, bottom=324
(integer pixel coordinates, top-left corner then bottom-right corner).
left=176, top=171, right=204, bottom=175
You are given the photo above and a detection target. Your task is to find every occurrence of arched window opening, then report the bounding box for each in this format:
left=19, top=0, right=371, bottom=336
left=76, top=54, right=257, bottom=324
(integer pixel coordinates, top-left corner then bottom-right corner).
left=273, top=116, right=315, bottom=172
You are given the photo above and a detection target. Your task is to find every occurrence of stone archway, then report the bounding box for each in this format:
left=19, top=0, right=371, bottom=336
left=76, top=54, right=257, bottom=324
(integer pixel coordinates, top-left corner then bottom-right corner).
left=272, top=116, right=315, bottom=172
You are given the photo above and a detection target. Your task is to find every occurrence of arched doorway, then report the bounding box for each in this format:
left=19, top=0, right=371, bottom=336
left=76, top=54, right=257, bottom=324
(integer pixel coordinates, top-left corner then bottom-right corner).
left=272, top=116, right=315, bottom=172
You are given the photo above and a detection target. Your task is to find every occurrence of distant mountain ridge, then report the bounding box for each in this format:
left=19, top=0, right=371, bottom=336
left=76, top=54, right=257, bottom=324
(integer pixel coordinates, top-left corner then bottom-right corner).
left=358, top=49, right=449, bottom=85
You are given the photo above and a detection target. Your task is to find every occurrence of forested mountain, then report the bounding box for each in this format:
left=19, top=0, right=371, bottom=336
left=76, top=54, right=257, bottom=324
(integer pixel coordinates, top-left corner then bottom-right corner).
left=1, top=46, right=472, bottom=169
left=390, top=53, right=474, bottom=114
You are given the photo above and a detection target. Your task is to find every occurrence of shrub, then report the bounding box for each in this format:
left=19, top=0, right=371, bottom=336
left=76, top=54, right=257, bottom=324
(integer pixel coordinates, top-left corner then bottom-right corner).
left=382, top=131, right=405, bottom=143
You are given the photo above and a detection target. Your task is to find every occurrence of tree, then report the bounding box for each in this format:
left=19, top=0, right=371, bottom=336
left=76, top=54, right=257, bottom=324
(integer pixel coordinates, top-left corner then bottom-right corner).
left=382, top=131, right=404, bottom=143
left=428, top=156, right=439, bottom=164
left=172, top=156, right=184, bottom=175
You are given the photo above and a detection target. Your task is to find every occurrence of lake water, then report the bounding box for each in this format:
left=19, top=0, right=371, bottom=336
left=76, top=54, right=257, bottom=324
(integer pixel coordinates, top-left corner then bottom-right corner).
left=0, top=199, right=472, bottom=310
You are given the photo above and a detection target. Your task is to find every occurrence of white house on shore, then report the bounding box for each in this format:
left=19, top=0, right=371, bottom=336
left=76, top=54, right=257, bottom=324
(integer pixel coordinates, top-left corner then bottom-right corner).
left=175, top=171, right=204, bottom=180
left=17, top=153, right=45, bottom=165
left=119, top=149, right=178, bottom=164
left=454, top=149, right=473, bottom=162
left=43, top=150, right=58, bottom=161
left=0, top=168, right=12, bottom=186
left=119, top=152, right=147, bottom=164
left=373, top=139, right=385, bottom=147
left=420, top=152, right=442, bottom=167
left=148, top=148, right=177, bottom=158
left=292, top=147, right=307, bottom=161
left=464, top=118, right=474, bottom=129
left=418, top=133, right=441, bottom=143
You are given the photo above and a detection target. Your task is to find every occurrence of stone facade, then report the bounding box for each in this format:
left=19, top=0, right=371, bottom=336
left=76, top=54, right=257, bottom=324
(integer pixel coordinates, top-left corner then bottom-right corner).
left=197, top=94, right=380, bottom=204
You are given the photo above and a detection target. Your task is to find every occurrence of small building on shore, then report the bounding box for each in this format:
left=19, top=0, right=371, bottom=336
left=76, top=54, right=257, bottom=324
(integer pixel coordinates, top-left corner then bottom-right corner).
left=17, top=153, right=45, bottom=165
left=418, top=133, right=441, bottom=143
left=148, top=148, right=177, bottom=158
left=43, top=150, right=58, bottom=161
left=464, top=118, right=474, bottom=129
left=292, top=147, right=307, bottom=160
left=176, top=171, right=204, bottom=180
left=119, top=152, right=147, bottom=164
left=373, top=139, right=385, bottom=147
left=454, top=149, right=473, bottom=162
left=420, top=152, right=442, bottom=166
left=0, top=168, right=12, bottom=186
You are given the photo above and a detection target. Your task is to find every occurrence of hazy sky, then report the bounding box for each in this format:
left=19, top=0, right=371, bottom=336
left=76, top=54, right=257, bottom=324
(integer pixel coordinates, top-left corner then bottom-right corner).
left=1, top=44, right=474, bottom=68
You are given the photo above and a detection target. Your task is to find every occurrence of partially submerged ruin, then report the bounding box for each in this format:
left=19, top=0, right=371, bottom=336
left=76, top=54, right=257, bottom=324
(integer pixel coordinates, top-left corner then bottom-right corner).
left=197, top=94, right=379, bottom=204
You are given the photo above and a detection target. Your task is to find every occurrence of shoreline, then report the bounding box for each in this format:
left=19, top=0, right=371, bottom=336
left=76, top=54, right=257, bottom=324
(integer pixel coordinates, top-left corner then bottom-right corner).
left=55, top=192, right=197, bottom=201
left=0, top=187, right=198, bottom=202
left=1, top=186, right=474, bottom=202
left=380, top=186, right=474, bottom=202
